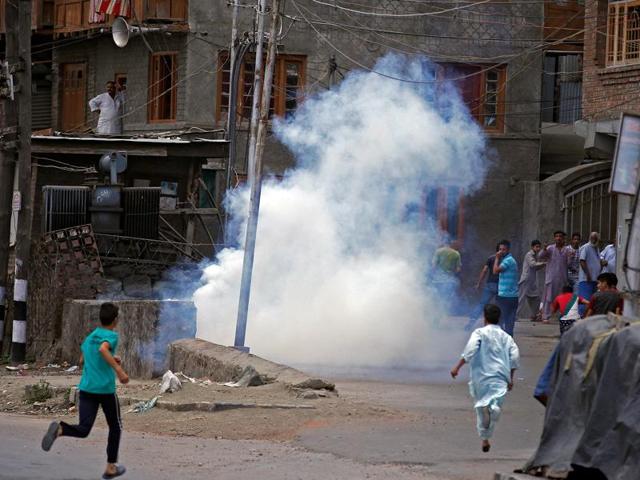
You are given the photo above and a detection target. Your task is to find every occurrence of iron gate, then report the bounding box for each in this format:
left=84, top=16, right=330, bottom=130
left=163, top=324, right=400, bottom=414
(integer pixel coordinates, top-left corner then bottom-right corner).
left=563, top=179, right=617, bottom=243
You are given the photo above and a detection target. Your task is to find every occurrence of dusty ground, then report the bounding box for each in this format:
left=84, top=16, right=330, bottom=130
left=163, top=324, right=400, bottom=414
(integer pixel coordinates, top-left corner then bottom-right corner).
left=0, top=366, right=404, bottom=441
left=0, top=320, right=558, bottom=479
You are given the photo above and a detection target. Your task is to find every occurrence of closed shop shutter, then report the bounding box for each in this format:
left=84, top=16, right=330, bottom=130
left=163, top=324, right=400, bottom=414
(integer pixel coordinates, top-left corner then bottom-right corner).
left=33, top=78, right=53, bottom=130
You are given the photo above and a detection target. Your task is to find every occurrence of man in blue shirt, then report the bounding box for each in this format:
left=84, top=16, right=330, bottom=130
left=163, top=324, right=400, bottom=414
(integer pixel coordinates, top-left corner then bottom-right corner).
left=493, top=239, right=519, bottom=337
left=41, top=302, right=129, bottom=479
left=578, top=231, right=601, bottom=316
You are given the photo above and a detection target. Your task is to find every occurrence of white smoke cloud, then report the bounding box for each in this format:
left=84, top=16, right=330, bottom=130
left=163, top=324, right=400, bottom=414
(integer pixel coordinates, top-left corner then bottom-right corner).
left=194, top=54, right=487, bottom=369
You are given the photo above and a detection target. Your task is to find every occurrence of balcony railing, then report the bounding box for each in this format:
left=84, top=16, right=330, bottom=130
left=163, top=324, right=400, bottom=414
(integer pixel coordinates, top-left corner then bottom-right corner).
left=51, top=0, right=187, bottom=35
left=142, top=0, right=187, bottom=22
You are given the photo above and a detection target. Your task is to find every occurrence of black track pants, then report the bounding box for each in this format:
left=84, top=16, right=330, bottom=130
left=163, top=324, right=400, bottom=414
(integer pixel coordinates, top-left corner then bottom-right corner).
left=60, top=390, right=122, bottom=463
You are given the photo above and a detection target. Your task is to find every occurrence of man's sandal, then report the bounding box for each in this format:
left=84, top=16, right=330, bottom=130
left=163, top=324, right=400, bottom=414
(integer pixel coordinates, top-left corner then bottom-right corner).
left=102, top=465, right=126, bottom=479
left=41, top=421, right=60, bottom=452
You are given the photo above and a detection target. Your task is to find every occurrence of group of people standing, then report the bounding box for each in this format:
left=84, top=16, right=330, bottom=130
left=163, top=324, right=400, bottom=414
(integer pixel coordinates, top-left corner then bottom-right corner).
left=451, top=231, right=619, bottom=454
left=470, top=230, right=618, bottom=337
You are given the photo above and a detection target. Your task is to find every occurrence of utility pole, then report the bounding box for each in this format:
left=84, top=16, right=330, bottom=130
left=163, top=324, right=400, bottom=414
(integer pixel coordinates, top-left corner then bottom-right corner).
left=224, top=0, right=254, bottom=236
left=10, top=0, right=32, bottom=362
left=0, top=0, right=19, bottom=353
left=244, top=0, right=266, bottom=188
left=224, top=0, right=240, bottom=222
left=234, top=0, right=280, bottom=351
left=0, top=129, right=13, bottom=351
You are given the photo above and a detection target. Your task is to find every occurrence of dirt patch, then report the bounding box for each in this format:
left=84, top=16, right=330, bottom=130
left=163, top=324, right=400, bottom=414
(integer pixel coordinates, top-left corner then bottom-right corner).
left=0, top=368, right=406, bottom=441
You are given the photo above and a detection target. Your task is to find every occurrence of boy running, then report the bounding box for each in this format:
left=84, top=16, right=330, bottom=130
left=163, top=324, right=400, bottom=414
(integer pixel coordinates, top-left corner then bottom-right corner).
left=451, top=304, right=520, bottom=453
left=41, top=302, right=129, bottom=479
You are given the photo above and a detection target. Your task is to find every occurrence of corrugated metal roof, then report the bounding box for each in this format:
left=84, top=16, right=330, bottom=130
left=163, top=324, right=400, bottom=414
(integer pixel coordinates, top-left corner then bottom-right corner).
left=31, top=135, right=228, bottom=144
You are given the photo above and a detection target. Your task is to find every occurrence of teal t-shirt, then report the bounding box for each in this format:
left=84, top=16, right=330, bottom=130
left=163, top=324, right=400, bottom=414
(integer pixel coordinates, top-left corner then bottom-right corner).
left=78, top=327, right=119, bottom=394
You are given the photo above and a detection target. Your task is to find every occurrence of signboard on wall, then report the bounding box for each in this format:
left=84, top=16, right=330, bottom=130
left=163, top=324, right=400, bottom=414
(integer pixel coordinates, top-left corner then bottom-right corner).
left=611, top=113, right=640, bottom=195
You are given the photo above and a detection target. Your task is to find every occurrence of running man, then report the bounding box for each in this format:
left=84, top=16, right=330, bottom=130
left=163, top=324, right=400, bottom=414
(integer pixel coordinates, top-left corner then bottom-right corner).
left=451, top=304, right=520, bottom=453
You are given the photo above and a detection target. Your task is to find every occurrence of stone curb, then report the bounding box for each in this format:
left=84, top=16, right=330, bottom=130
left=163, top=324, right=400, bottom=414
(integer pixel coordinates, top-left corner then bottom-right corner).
left=494, top=473, right=537, bottom=480
left=120, top=396, right=316, bottom=413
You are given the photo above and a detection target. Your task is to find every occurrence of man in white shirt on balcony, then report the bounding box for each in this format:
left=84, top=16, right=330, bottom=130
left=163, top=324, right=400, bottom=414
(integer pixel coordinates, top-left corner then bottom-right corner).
left=89, top=80, right=124, bottom=135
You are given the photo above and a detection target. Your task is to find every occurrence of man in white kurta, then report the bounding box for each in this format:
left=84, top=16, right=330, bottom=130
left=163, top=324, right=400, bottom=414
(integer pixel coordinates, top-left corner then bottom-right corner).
left=600, top=242, right=616, bottom=274
left=88, top=81, right=124, bottom=134
left=451, top=303, right=520, bottom=452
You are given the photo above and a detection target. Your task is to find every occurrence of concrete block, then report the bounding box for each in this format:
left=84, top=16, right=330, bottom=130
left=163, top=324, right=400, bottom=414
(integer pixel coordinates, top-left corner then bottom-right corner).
left=152, top=280, right=175, bottom=299
left=60, top=300, right=196, bottom=379
left=168, top=338, right=335, bottom=391
left=122, top=275, right=153, bottom=298
left=104, top=264, right=135, bottom=279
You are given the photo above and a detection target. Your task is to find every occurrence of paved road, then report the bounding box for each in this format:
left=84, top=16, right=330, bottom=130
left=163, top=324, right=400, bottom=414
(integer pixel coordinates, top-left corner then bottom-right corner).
left=0, top=414, right=440, bottom=480
left=0, top=321, right=556, bottom=480
left=296, top=321, right=556, bottom=480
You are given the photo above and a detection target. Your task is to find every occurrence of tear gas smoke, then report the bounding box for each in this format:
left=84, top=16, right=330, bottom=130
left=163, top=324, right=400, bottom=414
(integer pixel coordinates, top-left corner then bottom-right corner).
left=194, top=54, right=487, bottom=369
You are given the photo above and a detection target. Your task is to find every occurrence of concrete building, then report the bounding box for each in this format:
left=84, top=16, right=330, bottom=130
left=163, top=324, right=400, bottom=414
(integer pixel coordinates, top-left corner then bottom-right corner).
left=526, top=1, right=622, bottom=254
left=576, top=0, right=640, bottom=296
left=540, top=0, right=585, bottom=178
left=11, top=1, right=623, bottom=292
left=40, top=0, right=551, bottom=289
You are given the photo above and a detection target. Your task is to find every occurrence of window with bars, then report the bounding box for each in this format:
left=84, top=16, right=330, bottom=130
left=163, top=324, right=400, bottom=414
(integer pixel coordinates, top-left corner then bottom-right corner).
left=541, top=53, right=583, bottom=124
left=216, top=51, right=306, bottom=122
left=148, top=52, right=177, bottom=122
left=607, top=0, right=640, bottom=67
left=439, top=64, right=507, bottom=133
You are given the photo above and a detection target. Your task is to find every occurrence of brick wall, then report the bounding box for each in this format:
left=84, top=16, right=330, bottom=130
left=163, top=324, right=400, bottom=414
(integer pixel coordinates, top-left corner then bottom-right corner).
left=583, top=0, right=640, bottom=121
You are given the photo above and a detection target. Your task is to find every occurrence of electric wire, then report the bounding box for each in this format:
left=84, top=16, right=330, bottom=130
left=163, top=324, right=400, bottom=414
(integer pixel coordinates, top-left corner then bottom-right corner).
left=290, top=0, right=587, bottom=86
left=308, top=0, right=493, bottom=18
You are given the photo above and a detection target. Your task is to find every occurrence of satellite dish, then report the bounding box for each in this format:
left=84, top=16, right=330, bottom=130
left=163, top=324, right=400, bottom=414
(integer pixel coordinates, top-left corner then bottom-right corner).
left=98, top=152, right=127, bottom=184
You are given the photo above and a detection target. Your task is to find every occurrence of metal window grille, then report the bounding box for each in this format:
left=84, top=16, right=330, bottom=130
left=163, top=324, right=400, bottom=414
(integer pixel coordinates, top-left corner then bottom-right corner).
left=607, top=0, right=640, bottom=67
left=563, top=180, right=617, bottom=243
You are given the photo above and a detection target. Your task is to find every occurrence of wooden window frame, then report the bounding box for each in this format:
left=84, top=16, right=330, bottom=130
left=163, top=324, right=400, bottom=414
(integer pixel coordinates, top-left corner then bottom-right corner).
left=216, top=51, right=306, bottom=123
left=148, top=52, right=178, bottom=123
left=479, top=67, right=506, bottom=133
left=607, top=0, right=640, bottom=67
left=423, top=187, right=465, bottom=241
left=438, top=63, right=507, bottom=133
left=114, top=72, right=127, bottom=93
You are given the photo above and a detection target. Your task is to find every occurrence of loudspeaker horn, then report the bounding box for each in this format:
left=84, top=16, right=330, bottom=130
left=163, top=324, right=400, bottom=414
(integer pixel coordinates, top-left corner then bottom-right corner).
left=112, top=16, right=163, bottom=48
